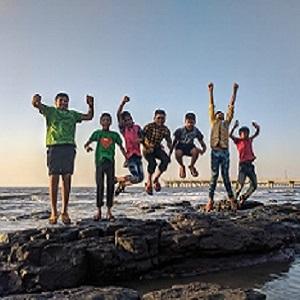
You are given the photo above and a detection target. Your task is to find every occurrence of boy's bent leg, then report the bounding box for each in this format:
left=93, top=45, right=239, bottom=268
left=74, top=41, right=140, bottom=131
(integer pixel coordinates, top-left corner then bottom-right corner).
left=49, top=175, right=59, bottom=219
left=189, top=147, right=200, bottom=177
left=241, top=164, right=257, bottom=202
left=153, top=148, right=170, bottom=191
left=236, top=167, right=246, bottom=202
left=175, top=149, right=186, bottom=178
left=144, top=152, right=157, bottom=194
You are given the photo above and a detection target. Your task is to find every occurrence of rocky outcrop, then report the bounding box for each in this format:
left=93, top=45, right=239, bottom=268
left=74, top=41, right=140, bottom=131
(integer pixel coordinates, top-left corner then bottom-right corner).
left=1, top=203, right=300, bottom=296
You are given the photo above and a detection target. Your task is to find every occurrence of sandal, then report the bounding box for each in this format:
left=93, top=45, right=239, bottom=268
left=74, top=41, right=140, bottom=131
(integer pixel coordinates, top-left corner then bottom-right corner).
left=107, top=214, right=115, bottom=222
left=239, top=195, right=246, bottom=208
left=145, top=183, right=153, bottom=195
left=61, top=212, right=71, bottom=225
left=115, top=182, right=125, bottom=196
left=93, top=211, right=102, bottom=221
left=179, top=166, right=186, bottom=178
left=49, top=214, right=58, bottom=225
left=153, top=179, right=161, bottom=192
left=188, top=165, right=199, bottom=177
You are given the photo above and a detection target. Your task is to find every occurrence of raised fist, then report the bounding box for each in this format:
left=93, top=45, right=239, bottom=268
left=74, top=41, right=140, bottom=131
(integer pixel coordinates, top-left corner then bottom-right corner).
left=122, top=96, right=130, bottom=103
left=32, top=94, right=42, bottom=107
left=208, top=82, right=214, bottom=91
left=233, top=82, right=239, bottom=91
left=86, top=95, right=94, bottom=107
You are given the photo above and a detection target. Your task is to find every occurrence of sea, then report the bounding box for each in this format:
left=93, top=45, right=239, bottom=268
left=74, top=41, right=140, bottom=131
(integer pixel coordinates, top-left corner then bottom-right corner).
left=0, top=186, right=300, bottom=299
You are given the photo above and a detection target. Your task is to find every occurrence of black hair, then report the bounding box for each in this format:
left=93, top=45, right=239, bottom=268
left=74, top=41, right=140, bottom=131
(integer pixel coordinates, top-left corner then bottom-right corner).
left=154, top=109, right=166, bottom=117
left=185, top=112, right=196, bottom=121
left=239, top=126, right=250, bottom=136
left=55, top=92, right=69, bottom=101
left=121, top=111, right=132, bottom=120
left=100, top=112, right=112, bottom=122
left=215, top=110, right=223, bottom=116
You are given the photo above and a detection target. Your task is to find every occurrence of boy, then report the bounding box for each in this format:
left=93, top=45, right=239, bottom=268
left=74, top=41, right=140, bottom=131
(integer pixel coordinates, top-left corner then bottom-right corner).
left=171, top=113, right=207, bottom=178
left=115, top=96, right=144, bottom=195
left=206, top=82, right=239, bottom=212
left=84, top=113, right=127, bottom=221
left=143, top=109, right=172, bottom=195
left=32, top=93, right=94, bottom=225
left=230, top=120, right=260, bottom=207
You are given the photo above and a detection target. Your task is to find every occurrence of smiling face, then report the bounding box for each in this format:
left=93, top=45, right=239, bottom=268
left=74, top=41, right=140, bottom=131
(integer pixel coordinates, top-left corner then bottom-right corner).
left=215, top=111, right=224, bottom=121
left=154, top=113, right=166, bottom=126
left=185, top=118, right=196, bottom=131
left=123, top=114, right=133, bottom=128
left=55, top=95, right=69, bottom=110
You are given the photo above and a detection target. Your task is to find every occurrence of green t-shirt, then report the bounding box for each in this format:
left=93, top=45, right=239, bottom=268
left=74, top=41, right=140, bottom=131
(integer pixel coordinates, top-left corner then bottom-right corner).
left=89, top=130, right=123, bottom=165
left=41, top=105, right=82, bottom=146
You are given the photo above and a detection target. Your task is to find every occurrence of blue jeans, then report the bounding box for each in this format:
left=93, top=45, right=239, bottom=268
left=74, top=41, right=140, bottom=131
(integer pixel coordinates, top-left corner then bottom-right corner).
left=128, top=155, right=144, bottom=183
left=208, top=149, right=233, bottom=200
left=236, top=162, right=257, bottom=200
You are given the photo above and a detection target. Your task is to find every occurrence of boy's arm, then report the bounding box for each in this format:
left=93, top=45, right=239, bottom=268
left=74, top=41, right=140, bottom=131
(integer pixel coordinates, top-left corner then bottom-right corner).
left=250, top=122, right=260, bottom=139
left=117, top=96, right=130, bottom=123
left=208, top=83, right=215, bottom=125
left=84, top=140, right=94, bottom=152
left=81, top=95, right=94, bottom=121
left=165, top=129, right=173, bottom=151
left=226, top=83, right=239, bottom=123
left=229, top=120, right=239, bottom=140
left=118, top=143, right=128, bottom=160
left=197, top=137, right=207, bottom=154
left=32, top=94, right=47, bottom=114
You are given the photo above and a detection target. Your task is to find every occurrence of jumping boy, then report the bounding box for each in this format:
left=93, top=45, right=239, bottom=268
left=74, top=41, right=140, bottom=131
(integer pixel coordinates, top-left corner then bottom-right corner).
left=170, top=112, right=207, bottom=178
left=143, top=109, right=172, bottom=195
left=206, top=82, right=239, bottom=212
left=32, top=93, right=94, bottom=224
left=115, top=96, right=144, bottom=195
left=84, top=113, right=127, bottom=221
left=230, top=120, right=260, bottom=207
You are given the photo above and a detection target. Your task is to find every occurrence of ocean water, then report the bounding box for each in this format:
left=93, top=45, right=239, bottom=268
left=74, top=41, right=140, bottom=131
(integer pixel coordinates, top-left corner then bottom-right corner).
left=0, top=186, right=300, bottom=299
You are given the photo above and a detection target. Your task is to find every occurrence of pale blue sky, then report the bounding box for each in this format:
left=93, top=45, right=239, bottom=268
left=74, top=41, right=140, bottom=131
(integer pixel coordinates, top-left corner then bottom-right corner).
left=0, top=0, right=299, bottom=186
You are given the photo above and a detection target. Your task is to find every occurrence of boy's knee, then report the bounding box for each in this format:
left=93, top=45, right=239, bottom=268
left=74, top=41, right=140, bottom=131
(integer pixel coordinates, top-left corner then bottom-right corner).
left=175, top=149, right=183, bottom=158
left=191, top=147, right=200, bottom=156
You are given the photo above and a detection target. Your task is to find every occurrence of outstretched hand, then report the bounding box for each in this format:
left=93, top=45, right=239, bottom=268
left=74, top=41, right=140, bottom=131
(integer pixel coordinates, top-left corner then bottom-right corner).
left=32, top=94, right=42, bottom=107
left=86, top=95, right=94, bottom=107
left=233, top=120, right=239, bottom=128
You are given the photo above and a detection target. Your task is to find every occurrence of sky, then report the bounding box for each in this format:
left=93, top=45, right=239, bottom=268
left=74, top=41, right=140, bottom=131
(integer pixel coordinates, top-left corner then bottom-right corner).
left=0, top=0, right=299, bottom=186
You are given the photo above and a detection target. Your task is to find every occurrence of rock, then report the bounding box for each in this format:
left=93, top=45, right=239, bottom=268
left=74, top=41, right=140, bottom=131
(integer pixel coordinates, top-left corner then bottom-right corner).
left=1, top=204, right=300, bottom=296
left=142, top=282, right=266, bottom=300
left=1, top=286, right=141, bottom=299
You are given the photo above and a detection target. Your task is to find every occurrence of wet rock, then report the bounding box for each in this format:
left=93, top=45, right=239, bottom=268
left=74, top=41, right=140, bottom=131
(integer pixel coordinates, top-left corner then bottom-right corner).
left=142, top=282, right=266, bottom=300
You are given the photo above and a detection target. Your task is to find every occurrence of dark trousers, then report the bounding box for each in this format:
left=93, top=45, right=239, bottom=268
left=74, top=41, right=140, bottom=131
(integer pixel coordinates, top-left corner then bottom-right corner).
left=144, top=147, right=170, bottom=175
left=96, top=160, right=115, bottom=208
left=236, top=162, right=257, bottom=200
left=208, top=149, right=234, bottom=199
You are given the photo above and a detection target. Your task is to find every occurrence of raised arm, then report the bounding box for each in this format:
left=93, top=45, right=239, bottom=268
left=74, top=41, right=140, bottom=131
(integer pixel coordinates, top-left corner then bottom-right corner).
left=81, top=95, right=94, bottom=121
left=250, top=122, right=260, bottom=139
left=226, top=83, right=239, bottom=122
left=229, top=120, right=239, bottom=140
left=117, top=96, right=130, bottom=123
left=208, top=83, right=215, bottom=124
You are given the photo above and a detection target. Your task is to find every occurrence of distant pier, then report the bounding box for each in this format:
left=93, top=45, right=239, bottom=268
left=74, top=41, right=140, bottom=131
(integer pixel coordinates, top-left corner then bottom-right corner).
left=164, top=179, right=300, bottom=189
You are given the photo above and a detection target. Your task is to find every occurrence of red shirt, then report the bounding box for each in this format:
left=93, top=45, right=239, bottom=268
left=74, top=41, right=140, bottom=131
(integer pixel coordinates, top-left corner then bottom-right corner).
left=122, top=124, right=142, bottom=159
left=233, top=137, right=256, bottom=163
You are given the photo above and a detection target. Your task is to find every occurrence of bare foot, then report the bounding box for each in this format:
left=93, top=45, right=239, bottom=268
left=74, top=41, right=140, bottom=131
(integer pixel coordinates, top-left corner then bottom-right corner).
left=205, top=201, right=214, bottom=212
left=188, top=165, right=199, bottom=177
left=179, top=165, right=186, bottom=178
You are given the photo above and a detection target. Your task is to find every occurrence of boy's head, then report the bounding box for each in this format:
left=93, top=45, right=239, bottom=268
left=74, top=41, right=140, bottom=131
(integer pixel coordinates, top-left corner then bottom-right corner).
left=100, top=113, right=112, bottom=130
left=121, top=111, right=133, bottom=127
left=153, top=109, right=166, bottom=126
left=239, top=126, right=250, bottom=139
left=215, top=110, right=224, bottom=121
left=185, top=112, right=196, bottom=130
left=55, top=93, right=69, bottom=110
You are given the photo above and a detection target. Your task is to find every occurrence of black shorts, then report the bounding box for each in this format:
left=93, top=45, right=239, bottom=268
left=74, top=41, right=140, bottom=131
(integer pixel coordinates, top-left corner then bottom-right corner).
left=175, top=143, right=196, bottom=156
left=47, top=144, right=76, bottom=175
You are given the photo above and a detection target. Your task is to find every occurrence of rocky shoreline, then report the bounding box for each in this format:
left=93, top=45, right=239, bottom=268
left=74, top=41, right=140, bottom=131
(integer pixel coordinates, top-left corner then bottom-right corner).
left=1, top=201, right=300, bottom=299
